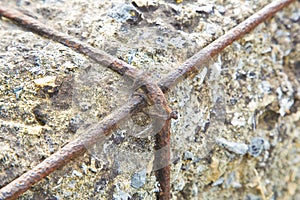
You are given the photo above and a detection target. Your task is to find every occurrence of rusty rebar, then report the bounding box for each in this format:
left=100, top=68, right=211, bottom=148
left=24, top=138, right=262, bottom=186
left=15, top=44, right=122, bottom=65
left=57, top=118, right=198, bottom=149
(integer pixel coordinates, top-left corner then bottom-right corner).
left=0, top=96, right=145, bottom=200
left=0, top=4, right=175, bottom=200
left=0, top=5, right=176, bottom=199
left=154, top=119, right=171, bottom=200
left=0, top=0, right=295, bottom=199
left=159, top=0, right=295, bottom=91
left=0, top=4, right=176, bottom=120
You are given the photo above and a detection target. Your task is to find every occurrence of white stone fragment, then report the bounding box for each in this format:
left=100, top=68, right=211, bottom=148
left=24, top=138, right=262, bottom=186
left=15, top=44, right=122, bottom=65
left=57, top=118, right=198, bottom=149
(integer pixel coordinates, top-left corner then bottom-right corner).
left=216, top=138, right=249, bottom=155
left=33, top=76, right=57, bottom=87
left=212, top=177, right=224, bottom=186
left=258, top=80, right=272, bottom=94
left=72, top=170, right=83, bottom=178
left=279, top=98, right=294, bottom=116
left=196, top=5, right=214, bottom=14
left=231, top=112, right=246, bottom=127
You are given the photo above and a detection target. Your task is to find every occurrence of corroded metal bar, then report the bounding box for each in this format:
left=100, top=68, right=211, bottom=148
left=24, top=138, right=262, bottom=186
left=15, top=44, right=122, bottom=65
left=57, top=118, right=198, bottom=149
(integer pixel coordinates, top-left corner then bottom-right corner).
left=159, top=0, right=295, bottom=91
left=0, top=5, right=175, bottom=200
left=0, top=5, right=135, bottom=79
left=0, top=96, right=145, bottom=200
left=154, top=119, right=171, bottom=200
left=0, top=4, right=175, bottom=119
left=0, top=0, right=295, bottom=199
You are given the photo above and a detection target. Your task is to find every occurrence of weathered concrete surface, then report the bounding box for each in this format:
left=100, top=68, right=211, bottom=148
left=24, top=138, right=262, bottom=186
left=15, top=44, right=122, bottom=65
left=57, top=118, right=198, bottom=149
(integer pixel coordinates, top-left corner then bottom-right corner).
left=0, top=0, right=299, bottom=199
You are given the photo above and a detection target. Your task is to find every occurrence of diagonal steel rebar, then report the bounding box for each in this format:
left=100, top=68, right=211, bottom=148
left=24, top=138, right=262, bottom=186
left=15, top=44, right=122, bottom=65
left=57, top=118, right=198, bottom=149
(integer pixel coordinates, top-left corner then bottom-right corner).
left=0, top=4, right=176, bottom=120
left=0, top=0, right=295, bottom=199
left=0, top=5, right=177, bottom=198
left=0, top=6, right=177, bottom=198
left=0, top=4, right=177, bottom=199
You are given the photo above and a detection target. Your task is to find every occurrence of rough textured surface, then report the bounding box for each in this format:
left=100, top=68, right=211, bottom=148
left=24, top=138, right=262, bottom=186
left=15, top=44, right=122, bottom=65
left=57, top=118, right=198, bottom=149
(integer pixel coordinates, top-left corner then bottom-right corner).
left=0, top=0, right=299, bottom=199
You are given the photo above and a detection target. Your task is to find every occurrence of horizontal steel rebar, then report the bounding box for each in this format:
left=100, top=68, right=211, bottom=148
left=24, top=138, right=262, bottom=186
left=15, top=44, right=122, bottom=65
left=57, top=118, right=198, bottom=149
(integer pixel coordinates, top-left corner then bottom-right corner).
left=0, top=0, right=295, bottom=199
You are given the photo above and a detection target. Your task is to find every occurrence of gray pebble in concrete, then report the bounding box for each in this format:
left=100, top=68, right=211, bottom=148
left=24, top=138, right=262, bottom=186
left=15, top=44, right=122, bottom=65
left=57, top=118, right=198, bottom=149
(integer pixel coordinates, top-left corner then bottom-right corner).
left=131, top=169, right=147, bottom=189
